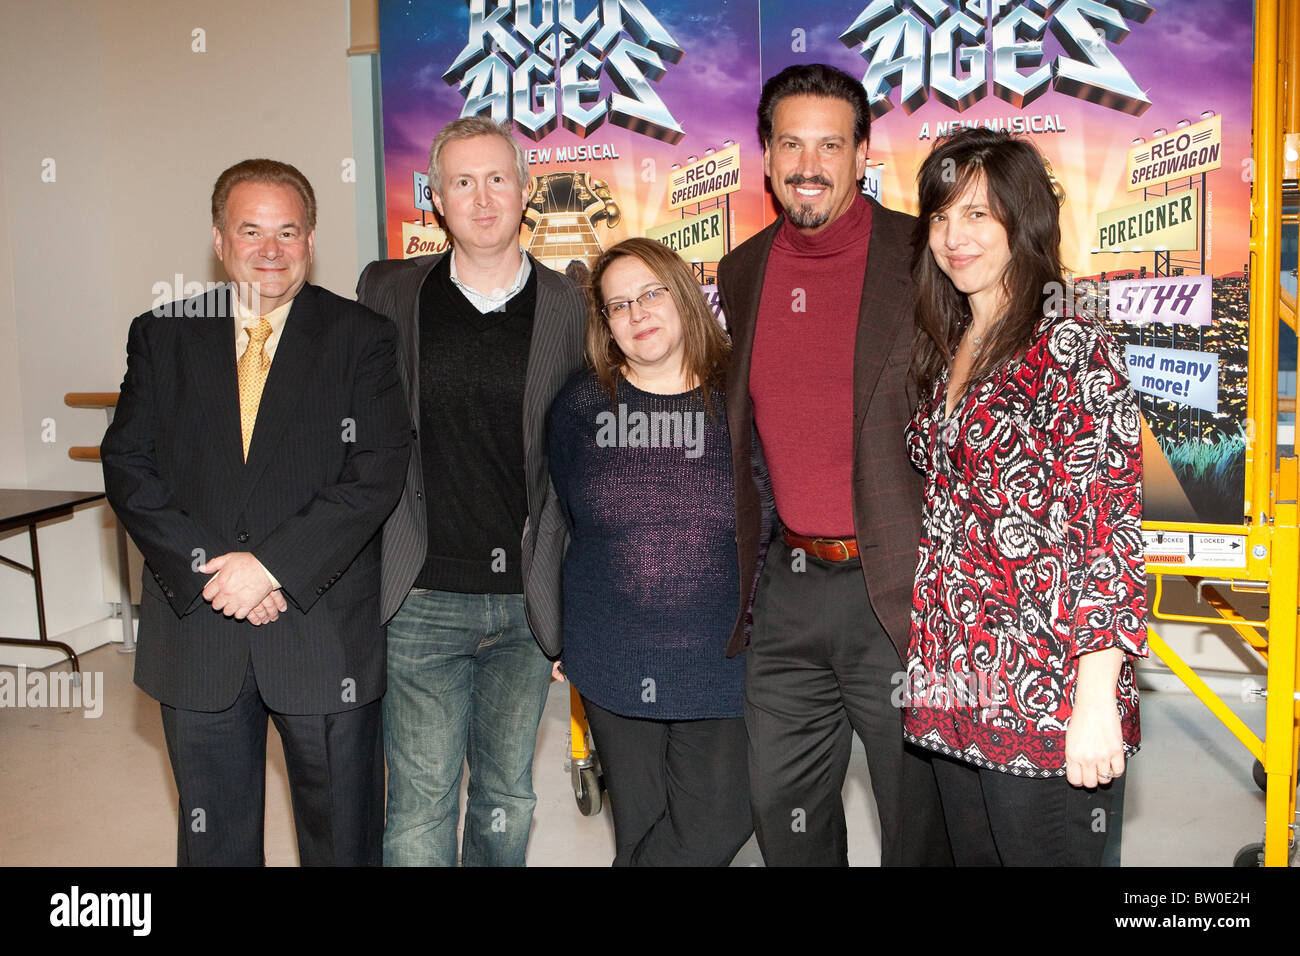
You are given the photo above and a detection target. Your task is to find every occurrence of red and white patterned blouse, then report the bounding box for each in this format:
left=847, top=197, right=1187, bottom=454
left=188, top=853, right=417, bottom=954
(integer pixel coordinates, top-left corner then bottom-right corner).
left=903, top=313, right=1148, bottom=776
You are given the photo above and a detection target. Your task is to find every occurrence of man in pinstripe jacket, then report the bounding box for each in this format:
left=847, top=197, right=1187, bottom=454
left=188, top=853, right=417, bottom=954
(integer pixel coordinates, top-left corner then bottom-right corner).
left=357, top=118, right=585, bottom=867
left=102, top=159, right=411, bottom=866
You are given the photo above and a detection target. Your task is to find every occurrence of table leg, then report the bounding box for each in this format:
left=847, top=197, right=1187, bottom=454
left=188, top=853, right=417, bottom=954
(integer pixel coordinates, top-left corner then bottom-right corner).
left=0, top=521, right=80, bottom=676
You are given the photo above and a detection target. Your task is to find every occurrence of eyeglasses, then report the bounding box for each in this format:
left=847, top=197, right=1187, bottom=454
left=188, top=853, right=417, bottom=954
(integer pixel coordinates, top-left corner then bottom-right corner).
left=601, top=286, right=670, bottom=320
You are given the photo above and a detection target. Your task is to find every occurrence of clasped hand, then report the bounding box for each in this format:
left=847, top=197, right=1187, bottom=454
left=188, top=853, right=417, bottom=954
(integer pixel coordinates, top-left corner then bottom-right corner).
left=199, top=552, right=287, bottom=626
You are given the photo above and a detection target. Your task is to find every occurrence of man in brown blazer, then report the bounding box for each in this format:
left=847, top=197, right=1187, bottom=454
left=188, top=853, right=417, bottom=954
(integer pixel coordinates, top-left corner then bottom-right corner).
left=718, top=64, right=950, bottom=866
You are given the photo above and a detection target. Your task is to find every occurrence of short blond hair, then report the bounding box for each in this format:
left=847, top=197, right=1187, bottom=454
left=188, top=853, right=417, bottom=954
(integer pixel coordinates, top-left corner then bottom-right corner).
left=427, top=117, right=530, bottom=195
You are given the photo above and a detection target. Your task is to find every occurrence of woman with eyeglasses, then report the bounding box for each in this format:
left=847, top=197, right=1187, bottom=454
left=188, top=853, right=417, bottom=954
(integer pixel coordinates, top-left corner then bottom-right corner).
left=904, top=127, right=1147, bottom=865
left=545, top=237, right=751, bottom=866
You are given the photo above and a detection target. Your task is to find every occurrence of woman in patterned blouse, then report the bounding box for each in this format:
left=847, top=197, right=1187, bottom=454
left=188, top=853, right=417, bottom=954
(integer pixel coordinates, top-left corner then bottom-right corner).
left=904, top=127, right=1148, bottom=865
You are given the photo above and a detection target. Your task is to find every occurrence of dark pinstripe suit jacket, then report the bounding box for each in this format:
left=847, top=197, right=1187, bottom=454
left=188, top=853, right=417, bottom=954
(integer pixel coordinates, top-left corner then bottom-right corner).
left=718, top=198, right=924, bottom=662
left=356, top=252, right=586, bottom=656
left=101, top=283, right=411, bottom=714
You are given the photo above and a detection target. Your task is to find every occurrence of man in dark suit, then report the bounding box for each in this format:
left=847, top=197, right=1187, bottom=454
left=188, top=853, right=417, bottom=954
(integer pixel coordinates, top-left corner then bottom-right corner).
left=101, top=159, right=410, bottom=866
left=718, top=65, right=950, bottom=866
left=356, top=117, right=585, bottom=867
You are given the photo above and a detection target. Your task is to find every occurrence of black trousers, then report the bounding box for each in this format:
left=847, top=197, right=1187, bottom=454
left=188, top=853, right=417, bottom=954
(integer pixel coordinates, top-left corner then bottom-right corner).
left=582, top=696, right=752, bottom=866
left=930, top=753, right=1117, bottom=866
left=160, top=660, right=384, bottom=866
left=745, top=537, right=952, bottom=866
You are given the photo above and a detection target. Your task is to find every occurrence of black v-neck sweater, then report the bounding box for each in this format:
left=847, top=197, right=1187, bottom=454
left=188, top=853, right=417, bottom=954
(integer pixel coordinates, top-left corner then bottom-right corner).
left=415, top=255, right=537, bottom=593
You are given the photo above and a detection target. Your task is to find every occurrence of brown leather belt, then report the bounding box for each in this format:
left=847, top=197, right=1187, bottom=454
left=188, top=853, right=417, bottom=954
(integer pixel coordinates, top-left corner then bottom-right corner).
left=782, top=529, right=859, bottom=562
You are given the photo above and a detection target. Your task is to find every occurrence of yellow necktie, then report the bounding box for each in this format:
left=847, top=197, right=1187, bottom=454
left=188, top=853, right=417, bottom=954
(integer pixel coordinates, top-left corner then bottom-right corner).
left=238, top=317, right=273, bottom=460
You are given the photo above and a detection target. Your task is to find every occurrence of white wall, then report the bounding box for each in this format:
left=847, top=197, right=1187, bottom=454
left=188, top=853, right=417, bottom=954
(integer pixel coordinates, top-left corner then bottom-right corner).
left=0, top=127, right=27, bottom=488
left=0, top=0, right=362, bottom=658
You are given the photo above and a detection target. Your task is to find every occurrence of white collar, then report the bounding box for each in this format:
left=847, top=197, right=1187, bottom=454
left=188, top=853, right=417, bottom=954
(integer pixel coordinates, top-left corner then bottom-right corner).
left=448, top=248, right=532, bottom=313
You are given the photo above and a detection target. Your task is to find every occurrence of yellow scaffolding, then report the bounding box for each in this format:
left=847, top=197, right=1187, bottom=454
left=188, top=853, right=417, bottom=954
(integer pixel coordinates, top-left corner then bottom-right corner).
left=1143, top=0, right=1299, bottom=866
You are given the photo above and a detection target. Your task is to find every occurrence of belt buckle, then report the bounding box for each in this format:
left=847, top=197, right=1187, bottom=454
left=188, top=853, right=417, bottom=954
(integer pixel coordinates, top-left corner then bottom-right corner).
left=813, top=537, right=850, bottom=561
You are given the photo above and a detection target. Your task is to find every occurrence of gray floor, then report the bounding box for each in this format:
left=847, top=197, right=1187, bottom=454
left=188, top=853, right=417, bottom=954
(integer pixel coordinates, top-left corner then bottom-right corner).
left=0, top=642, right=1278, bottom=866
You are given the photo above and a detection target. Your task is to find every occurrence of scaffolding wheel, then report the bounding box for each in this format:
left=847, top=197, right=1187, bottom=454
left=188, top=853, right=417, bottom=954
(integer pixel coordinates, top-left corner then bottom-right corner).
left=1233, top=842, right=1264, bottom=867
left=1234, top=840, right=1298, bottom=867
left=575, top=766, right=603, bottom=816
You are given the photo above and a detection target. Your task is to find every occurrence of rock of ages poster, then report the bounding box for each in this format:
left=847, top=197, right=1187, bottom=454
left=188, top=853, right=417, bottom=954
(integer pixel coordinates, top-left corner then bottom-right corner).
left=378, top=0, right=1253, bottom=527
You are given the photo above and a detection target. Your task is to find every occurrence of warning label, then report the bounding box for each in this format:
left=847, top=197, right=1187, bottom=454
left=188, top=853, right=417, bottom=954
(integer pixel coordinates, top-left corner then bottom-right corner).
left=1143, top=530, right=1188, bottom=566
left=1142, top=530, right=1247, bottom=568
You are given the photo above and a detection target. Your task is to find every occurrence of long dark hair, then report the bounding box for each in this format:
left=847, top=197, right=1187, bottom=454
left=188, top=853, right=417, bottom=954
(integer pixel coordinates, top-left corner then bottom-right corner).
left=909, top=127, right=1065, bottom=393
left=585, top=238, right=730, bottom=413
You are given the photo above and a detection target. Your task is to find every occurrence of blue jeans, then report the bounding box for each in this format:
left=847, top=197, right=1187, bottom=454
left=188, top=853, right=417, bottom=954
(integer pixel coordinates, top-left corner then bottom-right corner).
left=382, top=588, right=551, bottom=866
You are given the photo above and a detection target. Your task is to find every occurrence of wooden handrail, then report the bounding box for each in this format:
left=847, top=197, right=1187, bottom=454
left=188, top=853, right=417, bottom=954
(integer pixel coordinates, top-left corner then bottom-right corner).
left=64, top=392, right=118, bottom=409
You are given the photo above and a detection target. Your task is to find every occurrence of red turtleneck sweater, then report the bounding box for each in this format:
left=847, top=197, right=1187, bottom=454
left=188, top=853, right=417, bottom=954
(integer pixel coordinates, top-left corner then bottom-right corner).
left=749, top=195, right=872, bottom=537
